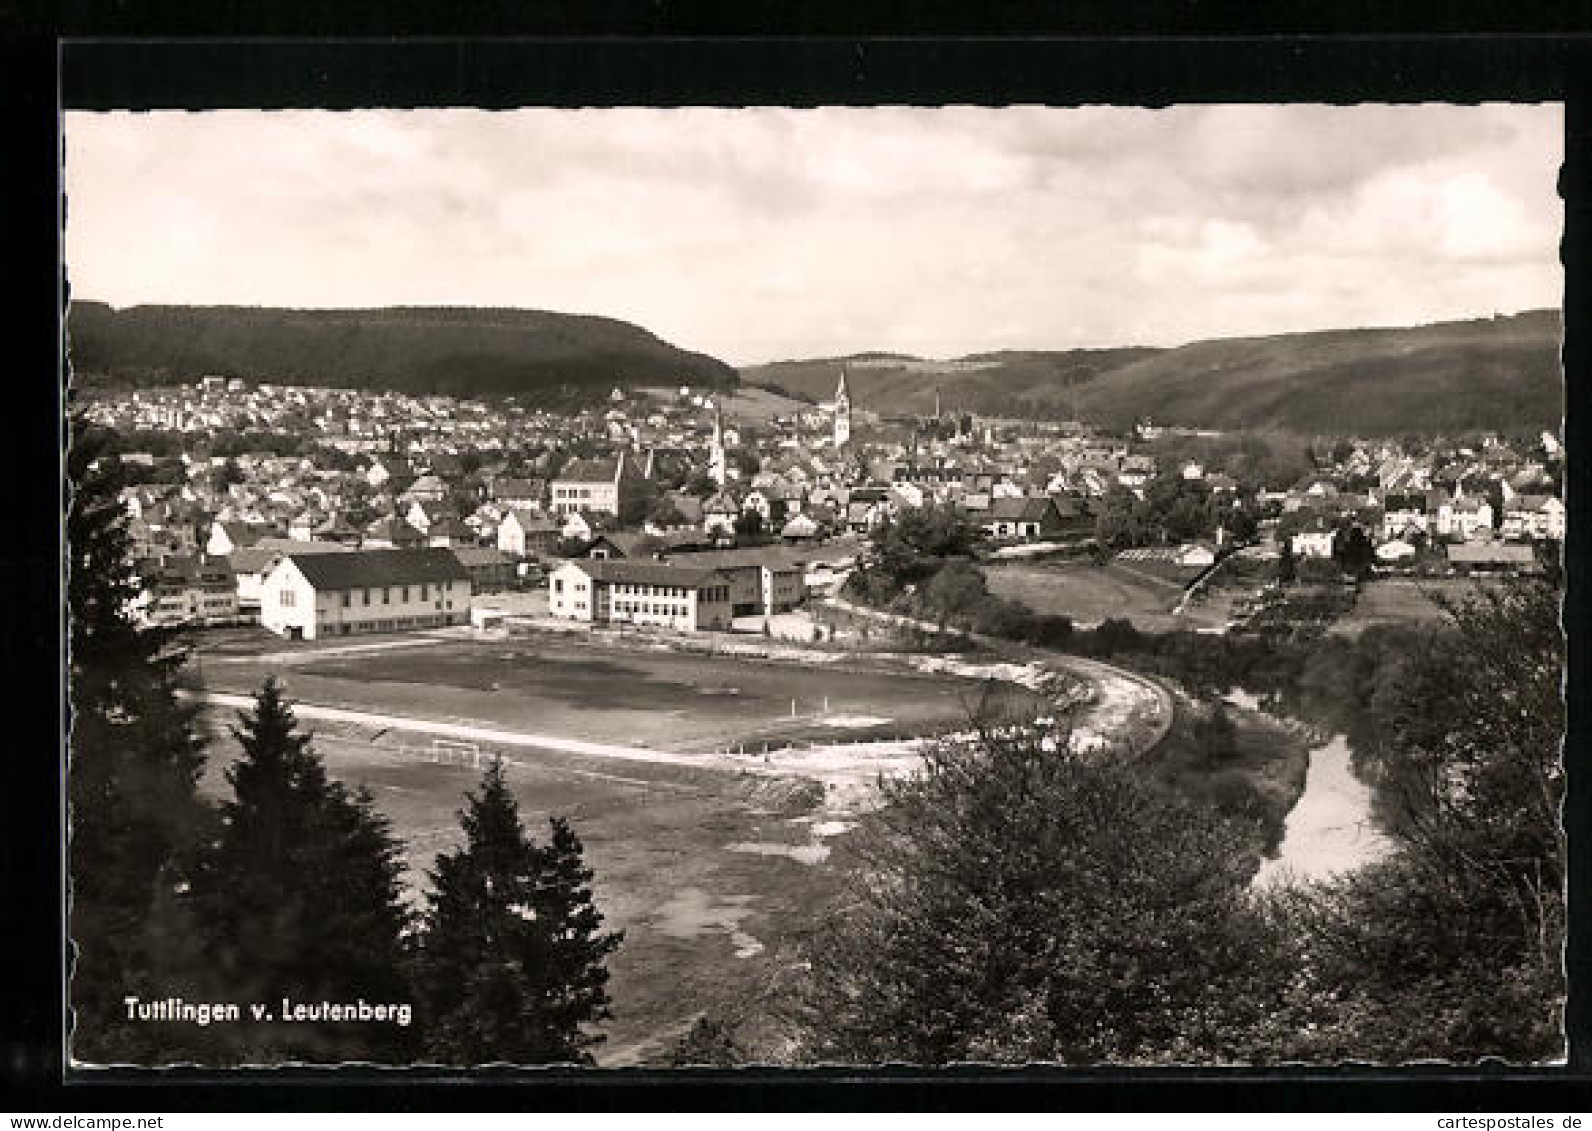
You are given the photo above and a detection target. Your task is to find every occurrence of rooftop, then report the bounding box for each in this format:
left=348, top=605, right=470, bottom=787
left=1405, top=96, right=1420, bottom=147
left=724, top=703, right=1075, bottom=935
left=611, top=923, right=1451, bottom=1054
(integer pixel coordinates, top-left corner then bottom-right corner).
left=284, top=547, right=470, bottom=590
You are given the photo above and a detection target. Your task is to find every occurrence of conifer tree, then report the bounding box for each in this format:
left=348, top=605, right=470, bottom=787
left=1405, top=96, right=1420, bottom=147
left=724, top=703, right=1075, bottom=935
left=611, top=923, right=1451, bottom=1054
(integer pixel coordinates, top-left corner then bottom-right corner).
left=418, top=758, right=621, bottom=1064
left=193, top=678, right=415, bottom=1062
left=532, top=816, right=623, bottom=1051
left=67, top=418, right=210, bottom=1062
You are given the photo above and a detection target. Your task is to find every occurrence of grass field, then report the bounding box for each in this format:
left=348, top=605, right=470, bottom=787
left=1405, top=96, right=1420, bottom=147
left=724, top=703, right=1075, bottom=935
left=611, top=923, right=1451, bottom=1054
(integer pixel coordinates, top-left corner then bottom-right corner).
left=984, top=562, right=1226, bottom=633
left=195, top=710, right=846, bottom=1064
left=191, top=632, right=1059, bottom=1064
left=199, top=635, right=1046, bottom=752
left=1328, top=578, right=1479, bottom=636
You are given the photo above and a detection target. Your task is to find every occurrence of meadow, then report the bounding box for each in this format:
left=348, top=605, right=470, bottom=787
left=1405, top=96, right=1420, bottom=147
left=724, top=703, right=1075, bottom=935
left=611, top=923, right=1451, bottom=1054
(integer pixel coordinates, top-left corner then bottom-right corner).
left=191, top=629, right=1055, bottom=1063
left=983, top=561, right=1226, bottom=633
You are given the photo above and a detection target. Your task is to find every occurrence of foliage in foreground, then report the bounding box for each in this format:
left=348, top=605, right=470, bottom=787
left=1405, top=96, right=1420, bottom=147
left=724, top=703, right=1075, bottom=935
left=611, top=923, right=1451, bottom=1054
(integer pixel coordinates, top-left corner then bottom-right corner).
left=68, top=418, right=211, bottom=1063
left=190, top=678, right=417, bottom=1063
left=799, top=580, right=1565, bottom=1065
left=1273, top=581, right=1565, bottom=1061
left=798, top=723, right=1286, bottom=1065
left=416, top=758, right=623, bottom=1065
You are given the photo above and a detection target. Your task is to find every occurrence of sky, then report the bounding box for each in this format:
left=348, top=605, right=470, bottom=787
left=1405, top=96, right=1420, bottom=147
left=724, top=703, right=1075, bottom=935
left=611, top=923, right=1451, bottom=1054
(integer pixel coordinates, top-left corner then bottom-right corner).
left=64, top=104, right=1563, bottom=366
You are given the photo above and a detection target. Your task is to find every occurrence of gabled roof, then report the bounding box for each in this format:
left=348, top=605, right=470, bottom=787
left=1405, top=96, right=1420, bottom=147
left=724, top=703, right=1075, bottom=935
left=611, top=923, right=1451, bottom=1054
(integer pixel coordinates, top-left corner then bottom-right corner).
left=587, top=532, right=659, bottom=559
left=450, top=546, right=511, bottom=567
left=366, top=516, right=425, bottom=541
left=228, top=537, right=351, bottom=574
left=559, top=559, right=726, bottom=589
left=427, top=516, right=474, bottom=538
left=556, top=458, right=620, bottom=484
left=493, top=477, right=545, bottom=498
left=987, top=496, right=1056, bottom=522
left=503, top=508, right=562, bottom=533
left=284, top=547, right=469, bottom=590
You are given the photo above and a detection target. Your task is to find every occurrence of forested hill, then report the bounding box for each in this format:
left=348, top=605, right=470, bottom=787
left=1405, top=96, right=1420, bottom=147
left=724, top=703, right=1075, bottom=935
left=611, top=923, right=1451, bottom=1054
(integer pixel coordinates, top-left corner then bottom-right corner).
left=742, top=310, right=1562, bottom=435
left=742, top=348, right=1160, bottom=422
left=66, top=303, right=739, bottom=405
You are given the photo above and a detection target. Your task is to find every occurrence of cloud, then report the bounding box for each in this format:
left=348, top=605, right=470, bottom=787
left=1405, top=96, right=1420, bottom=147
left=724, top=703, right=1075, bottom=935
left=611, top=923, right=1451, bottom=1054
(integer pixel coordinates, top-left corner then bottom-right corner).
left=64, top=104, right=1562, bottom=364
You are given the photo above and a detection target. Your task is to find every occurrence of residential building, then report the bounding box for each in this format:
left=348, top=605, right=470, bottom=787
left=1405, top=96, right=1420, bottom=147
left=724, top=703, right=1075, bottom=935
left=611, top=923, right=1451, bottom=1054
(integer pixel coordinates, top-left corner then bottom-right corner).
left=450, top=546, right=515, bottom=592
left=138, top=556, right=239, bottom=627
left=1380, top=492, right=1431, bottom=541
left=497, top=508, right=562, bottom=559
left=260, top=547, right=471, bottom=640
left=1290, top=523, right=1337, bottom=559
left=205, top=519, right=268, bottom=558
left=1436, top=496, right=1494, bottom=542
left=550, top=455, right=648, bottom=518
left=227, top=537, right=353, bottom=615
left=1501, top=494, right=1565, bottom=542
left=1446, top=543, right=1540, bottom=575
left=364, top=516, right=427, bottom=549
left=491, top=477, right=546, bottom=508
left=982, top=496, right=1067, bottom=542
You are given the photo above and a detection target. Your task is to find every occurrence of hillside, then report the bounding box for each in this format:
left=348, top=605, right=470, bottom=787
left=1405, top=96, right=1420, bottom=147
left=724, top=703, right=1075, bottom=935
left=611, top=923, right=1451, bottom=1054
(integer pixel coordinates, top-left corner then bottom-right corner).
left=66, top=303, right=739, bottom=404
left=742, top=311, right=1562, bottom=435
left=742, top=347, right=1159, bottom=420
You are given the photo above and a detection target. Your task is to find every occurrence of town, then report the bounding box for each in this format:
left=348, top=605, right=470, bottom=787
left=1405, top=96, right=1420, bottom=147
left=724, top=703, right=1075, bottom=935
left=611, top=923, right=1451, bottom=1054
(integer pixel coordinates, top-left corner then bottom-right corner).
left=79, top=368, right=1563, bottom=643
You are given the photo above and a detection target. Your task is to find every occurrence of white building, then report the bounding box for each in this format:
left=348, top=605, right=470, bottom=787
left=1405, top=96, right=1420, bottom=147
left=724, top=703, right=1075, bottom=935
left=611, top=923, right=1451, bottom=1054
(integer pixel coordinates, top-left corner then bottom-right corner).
left=260, top=547, right=471, bottom=641
left=547, top=559, right=733, bottom=632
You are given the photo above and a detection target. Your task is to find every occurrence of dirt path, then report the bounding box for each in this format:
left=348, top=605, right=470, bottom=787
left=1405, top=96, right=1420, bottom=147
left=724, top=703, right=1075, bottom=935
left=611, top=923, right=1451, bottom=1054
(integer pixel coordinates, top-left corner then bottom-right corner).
left=206, top=634, right=459, bottom=665
left=188, top=690, right=712, bottom=768
left=823, top=596, right=1174, bottom=758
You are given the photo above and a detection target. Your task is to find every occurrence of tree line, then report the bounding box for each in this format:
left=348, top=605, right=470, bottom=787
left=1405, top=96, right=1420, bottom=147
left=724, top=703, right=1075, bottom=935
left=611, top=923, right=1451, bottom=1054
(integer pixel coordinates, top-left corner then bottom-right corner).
left=796, top=579, right=1563, bottom=1063
left=68, top=422, right=620, bottom=1064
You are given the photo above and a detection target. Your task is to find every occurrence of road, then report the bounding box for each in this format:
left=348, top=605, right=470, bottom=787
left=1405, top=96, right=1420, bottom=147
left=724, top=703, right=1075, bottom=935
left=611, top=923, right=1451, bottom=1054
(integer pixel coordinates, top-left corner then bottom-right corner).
left=823, top=595, right=1175, bottom=757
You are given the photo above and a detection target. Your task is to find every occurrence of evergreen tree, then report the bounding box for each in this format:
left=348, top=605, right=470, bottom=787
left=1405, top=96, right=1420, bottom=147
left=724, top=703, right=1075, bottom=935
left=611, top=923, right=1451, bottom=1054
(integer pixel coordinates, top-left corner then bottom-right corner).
left=417, top=759, right=621, bottom=1064
left=67, top=418, right=211, bottom=1062
left=193, top=678, right=416, bottom=1062
left=532, top=816, right=623, bottom=1051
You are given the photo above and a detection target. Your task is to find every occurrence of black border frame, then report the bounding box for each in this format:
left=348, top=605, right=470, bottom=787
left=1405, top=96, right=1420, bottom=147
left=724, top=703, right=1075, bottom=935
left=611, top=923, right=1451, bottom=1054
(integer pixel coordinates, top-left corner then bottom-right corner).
left=4, top=20, right=1589, bottom=1110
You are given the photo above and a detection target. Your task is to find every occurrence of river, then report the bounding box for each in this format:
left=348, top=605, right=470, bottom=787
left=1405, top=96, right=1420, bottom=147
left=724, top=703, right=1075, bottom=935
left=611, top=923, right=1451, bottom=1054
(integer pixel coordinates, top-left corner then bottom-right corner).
left=1252, top=733, right=1393, bottom=887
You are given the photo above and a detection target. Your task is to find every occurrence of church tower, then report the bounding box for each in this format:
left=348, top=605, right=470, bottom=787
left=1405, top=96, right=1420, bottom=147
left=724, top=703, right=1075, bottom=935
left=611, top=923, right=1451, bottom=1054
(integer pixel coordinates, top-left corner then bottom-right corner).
left=833, top=367, right=852, bottom=449
left=708, top=400, right=728, bottom=486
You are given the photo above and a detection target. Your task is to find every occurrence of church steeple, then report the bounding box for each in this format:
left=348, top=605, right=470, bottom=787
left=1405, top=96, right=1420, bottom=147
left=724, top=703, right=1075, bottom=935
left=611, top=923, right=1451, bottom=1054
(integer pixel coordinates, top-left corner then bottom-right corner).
left=708, top=400, right=727, bottom=486
left=833, top=367, right=852, bottom=449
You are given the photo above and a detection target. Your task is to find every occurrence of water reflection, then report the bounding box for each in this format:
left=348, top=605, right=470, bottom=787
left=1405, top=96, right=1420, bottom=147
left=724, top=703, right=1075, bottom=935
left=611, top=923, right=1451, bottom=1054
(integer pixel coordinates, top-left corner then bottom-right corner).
left=1253, top=734, right=1392, bottom=887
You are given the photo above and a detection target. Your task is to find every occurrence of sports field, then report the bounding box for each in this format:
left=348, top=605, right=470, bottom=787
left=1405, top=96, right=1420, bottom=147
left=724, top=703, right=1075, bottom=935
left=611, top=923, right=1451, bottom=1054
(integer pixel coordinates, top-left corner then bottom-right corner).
left=192, top=629, right=1063, bottom=1062
left=198, top=634, right=1048, bottom=752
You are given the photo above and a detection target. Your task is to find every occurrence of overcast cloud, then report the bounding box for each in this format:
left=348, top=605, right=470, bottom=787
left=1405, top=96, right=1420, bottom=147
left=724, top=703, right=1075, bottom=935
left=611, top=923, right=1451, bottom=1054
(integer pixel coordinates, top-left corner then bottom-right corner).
left=64, top=105, right=1562, bottom=365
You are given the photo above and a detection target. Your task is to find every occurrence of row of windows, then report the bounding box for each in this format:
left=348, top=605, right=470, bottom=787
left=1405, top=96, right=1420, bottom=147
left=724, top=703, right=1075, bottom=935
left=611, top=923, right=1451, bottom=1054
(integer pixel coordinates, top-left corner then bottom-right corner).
left=323, top=614, right=454, bottom=632
left=553, top=486, right=601, bottom=499
left=616, top=601, right=686, bottom=617
left=338, top=582, right=457, bottom=607
left=616, top=583, right=693, bottom=598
